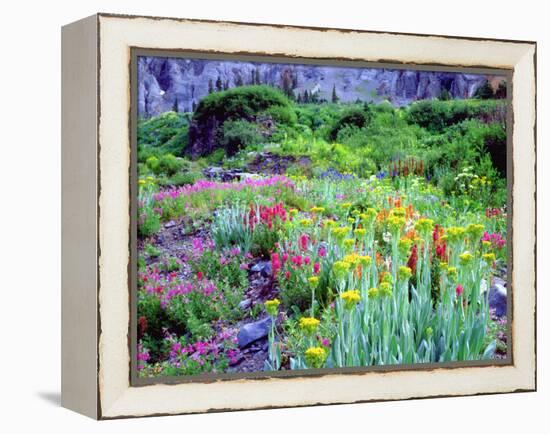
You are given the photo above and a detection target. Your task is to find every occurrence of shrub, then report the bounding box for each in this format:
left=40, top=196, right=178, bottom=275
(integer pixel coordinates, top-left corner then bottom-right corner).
left=138, top=111, right=189, bottom=156
left=218, top=120, right=263, bottom=155
left=327, top=106, right=372, bottom=141
left=406, top=99, right=505, bottom=132
left=193, top=85, right=292, bottom=124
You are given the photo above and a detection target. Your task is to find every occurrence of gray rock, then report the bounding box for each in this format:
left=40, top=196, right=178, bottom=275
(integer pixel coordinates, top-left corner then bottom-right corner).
left=237, top=317, right=272, bottom=348
left=488, top=283, right=507, bottom=317
left=164, top=220, right=176, bottom=228
left=138, top=57, right=492, bottom=119
left=250, top=261, right=272, bottom=278
left=238, top=298, right=252, bottom=310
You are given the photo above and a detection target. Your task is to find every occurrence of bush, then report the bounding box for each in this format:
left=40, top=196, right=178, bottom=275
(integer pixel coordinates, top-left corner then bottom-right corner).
left=327, top=105, right=372, bottom=141
left=193, top=85, right=292, bottom=124
left=406, top=99, right=505, bottom=132
left=138, top=111, right=189, bottom=156
left=218, top=120, right=263, bottom=155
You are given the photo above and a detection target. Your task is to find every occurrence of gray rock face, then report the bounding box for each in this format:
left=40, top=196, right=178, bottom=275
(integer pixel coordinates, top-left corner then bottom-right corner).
left=488, top=283, right=507, bottom=317
left=250, top=260, right=272, bottom=278
left=138, top=57, right=497, bottom=118
left=237, top=317, right=272, bottom=348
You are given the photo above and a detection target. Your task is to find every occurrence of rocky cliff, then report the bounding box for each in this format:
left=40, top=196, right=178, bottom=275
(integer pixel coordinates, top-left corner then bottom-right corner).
left=138, top=56, right=501, bottom=118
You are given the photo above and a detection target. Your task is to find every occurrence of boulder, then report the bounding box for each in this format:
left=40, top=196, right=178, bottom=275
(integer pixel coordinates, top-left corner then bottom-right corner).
left=488, top=283, right=507, bottom=317
left=237, top=317, right=272, bottom=348
left=250, top=260, right=272, bottom=278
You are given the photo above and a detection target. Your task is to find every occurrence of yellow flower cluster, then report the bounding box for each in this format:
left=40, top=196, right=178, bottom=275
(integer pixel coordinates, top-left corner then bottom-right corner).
left=414, top=218, right=434, bottom=235
left=342, top=253, right=360, bottom=266
left=391, top=207, right=406, bottom=218
left=368, top=287, right=379, bottom=298
left=299, top=317, right=320, bottom=334
left=332, top=261, right=351, bottom=278
left=359, top=208, right=377, bottom=226
left=331, top=226, right=350, bottom=240
left=379, top=281, right=393, bottom=298
left=289, top=208, right=298, bottom=216
left=265, top=298, right=280, bottom=317
left=482, top=252, right=496, bottom=265
left=446, top=226, right=466, bottom=244
left=358, top=255, right=372, bottom=267
left=388, top=216, right=406, bottom=234
left=310, top=206, right=325, bottom=214
left=447, top=266, right=458, bottom=280
left=466, top=223, right=485, bottom=241
left=398, top=238, right=413, bottom=257
left=341, top=290, right=361, bottom=309
left=354, top=228, right=367, bottom=238
left=323, top=219, right=337, bottom=228
left=398, top=265, right=412, bottom=281
left=341, top=202, right=353, bottom=210
left=307, top=276, right=319, bottom=287
left=343, top=238, right=355, bottom=251
left=304, top=346, right=327, bottom=369
left=299, top=218, right=313, bottom=227
left=459, top=251, right=474, bottom=266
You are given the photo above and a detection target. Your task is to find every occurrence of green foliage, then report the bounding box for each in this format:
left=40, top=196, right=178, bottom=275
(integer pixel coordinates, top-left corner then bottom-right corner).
left=218, top=120, right=263, bottom=155
left=327, top=105, right=372, bottom=141
left=474, top=80, right=495, bottom=99
left=406, top=99, right=505, bottom=132
left=137, top=111, right=189, bottom=157
left=193, top=85, right=292, bottom=124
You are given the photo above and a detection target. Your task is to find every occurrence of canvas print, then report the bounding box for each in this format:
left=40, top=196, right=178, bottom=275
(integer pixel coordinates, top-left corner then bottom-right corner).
left=135, top=55, right=509, bottom=379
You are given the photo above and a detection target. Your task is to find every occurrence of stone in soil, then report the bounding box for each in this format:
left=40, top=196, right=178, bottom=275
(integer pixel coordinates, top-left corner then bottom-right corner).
left=488, top=282, right=507, bottom=317
left=237, top=316, right=272, bottom=348
left=250, top=260, right=272, bottom=278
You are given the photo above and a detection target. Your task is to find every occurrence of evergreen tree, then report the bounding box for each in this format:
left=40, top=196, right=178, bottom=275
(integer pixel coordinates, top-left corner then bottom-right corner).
left=439, top=88, right=451, bottom=101
left=281, top=72, right=293, bottom=98
left=296, top=92, right=302, bottom=103
left=172, top=97, right=178, bottom=112
left=304, top=90, right=310, bottom=103
left=223, top=80, right=229, bottom=91
left=331, top=84, right=339, bottom=103
left=216, top=76, right=223, bottom=92
left=475, top=80, right=495, bottom=99
left=255, top=69, right=261, bottom=85
left=495, top=81, right=507, bottom=99
left=208, top=79, right=214, bottom=94
left=235, top=75, right=244, bottom=87
left=192, top=100, right=197, bottom=112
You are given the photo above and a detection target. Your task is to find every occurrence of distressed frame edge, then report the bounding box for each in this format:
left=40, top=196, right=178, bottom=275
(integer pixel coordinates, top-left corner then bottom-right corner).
left=61, top=13, right=100, bottom=420
left=93, top=14, right=536, bottom=419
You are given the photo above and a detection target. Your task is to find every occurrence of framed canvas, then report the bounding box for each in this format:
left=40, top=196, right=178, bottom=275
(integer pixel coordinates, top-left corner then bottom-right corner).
left=61, top=13, right=536, bottom=419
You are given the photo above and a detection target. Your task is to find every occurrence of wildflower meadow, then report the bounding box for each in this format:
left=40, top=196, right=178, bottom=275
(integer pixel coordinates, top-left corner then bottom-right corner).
left=136, top=58, right=508, bottom=378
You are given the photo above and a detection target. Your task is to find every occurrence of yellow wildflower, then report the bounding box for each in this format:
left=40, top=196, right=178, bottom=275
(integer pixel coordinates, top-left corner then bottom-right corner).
left=446, top=226, right=466, bottom=244
left=299, top=317, right=320, bottom=334
left=332, top=261, right=351, bottom=278
left=307, top=276, right=319, bottom=287
left=299, top=218, right=313, bottom=227
left=379, top=281, right=393, bottom=298
left=354, top=228, right=367, bottom=238
left=341, top=290, right=361, bottom=309
left=466, top=223, right=485, bottom=241
left=304, top=346, right=327, bottom=368
left=368, top=287, right=379, bottom=298
left=341, top=202, right=353, bottom=210
left=415, top=218, right=434, bottom=235
left=398, top=266, right=412, bottom=281
left=482, top=253, right=496, bottom=265
left=265, top=299, right=280, bottom=317
left=459, top=251, right=474, bottom=266
left=358, top=255, right=372, bottom=267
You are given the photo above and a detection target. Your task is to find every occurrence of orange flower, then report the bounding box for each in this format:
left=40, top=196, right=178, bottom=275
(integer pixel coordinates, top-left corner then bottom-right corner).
left=376, top=252, right=383, bottom=265
left=377, top=209, right=389, bottom=222
left=406, top=204, right=414, bottom=219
